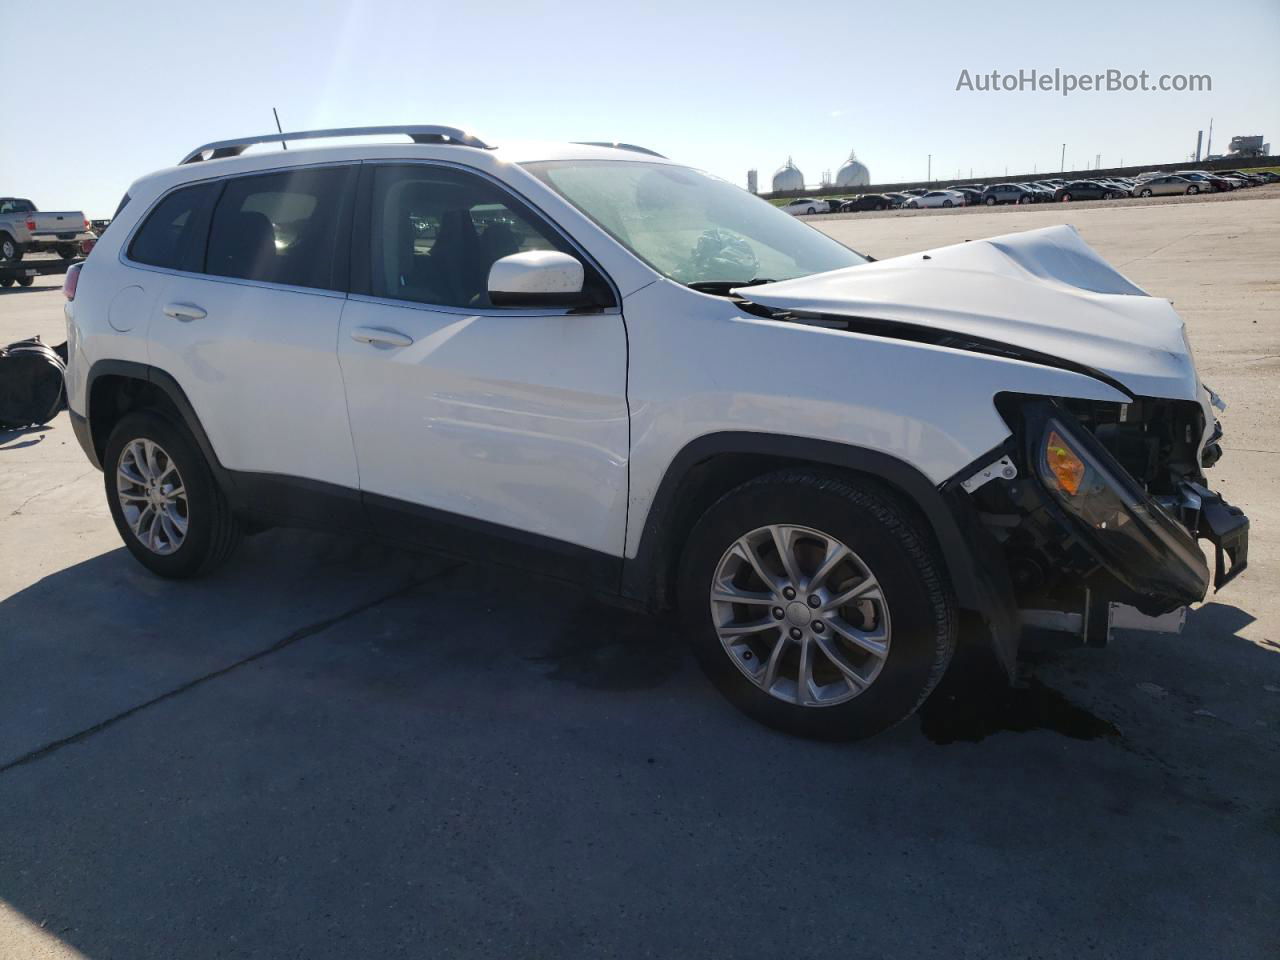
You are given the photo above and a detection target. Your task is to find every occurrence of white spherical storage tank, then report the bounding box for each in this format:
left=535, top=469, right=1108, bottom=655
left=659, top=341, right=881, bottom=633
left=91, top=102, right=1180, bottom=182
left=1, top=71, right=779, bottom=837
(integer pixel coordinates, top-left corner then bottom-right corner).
left=772, top=157, right=804, bottom=192
left=835, top=149, right=870, bottom=188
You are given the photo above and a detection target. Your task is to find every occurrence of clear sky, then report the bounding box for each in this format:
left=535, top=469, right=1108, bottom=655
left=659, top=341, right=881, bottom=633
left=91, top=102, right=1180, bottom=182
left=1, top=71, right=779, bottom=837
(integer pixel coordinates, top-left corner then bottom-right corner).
left=4, top=0, right=1278, bottom=216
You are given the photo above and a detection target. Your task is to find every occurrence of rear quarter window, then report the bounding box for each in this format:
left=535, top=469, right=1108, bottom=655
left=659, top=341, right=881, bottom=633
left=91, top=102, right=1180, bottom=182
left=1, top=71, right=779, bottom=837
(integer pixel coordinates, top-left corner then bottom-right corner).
left=128, top=182, right=220, bottom=271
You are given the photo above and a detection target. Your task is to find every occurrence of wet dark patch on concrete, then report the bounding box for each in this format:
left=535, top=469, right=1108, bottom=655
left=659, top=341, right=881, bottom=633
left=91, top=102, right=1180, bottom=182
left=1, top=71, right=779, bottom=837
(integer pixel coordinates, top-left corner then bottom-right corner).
left=919, top=675, right=1120, bottom=745
left=524, top=603, right=683, bottom=691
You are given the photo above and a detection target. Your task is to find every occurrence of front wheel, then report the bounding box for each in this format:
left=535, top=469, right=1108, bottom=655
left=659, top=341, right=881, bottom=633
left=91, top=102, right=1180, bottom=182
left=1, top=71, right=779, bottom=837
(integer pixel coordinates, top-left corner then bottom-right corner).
left=0, top=233, right=22, bottom=262
left=1188, top=185, right=1200, bottom=195
left=806, top=207, right=816, bottom=215
left=104, top=410, right=241, bottom=578
left=15, top=275, right=33, bottom=287
left=678, top=470, right=956, bottom=740
left=1139, top=188, right=1153, bottom=197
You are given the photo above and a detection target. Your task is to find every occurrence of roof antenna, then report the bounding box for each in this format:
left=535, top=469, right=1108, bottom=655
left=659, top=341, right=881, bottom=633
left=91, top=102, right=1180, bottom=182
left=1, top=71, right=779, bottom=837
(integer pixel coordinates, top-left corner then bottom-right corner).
left=272, top=107, right=287, bottom=150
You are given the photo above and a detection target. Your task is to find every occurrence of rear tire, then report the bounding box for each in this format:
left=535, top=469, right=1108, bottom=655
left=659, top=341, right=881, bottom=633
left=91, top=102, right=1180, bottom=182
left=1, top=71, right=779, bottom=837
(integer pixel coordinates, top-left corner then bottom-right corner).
left=1139, top=188, right=1152, bottom=197
left=1, top=278, right=14, bottom=288
left=1188, top=185, right=1200, bottom=195
left=984, top=196, right=996, bottom=205
left=943, top=199, right=953, bottom=207
left=104, top=410, right=241, bottom=578
left=15, top=275, right=33, bottom=287
left=56, top=243, right=77, bottom=259
left=677, top=470, right=956, bottom=740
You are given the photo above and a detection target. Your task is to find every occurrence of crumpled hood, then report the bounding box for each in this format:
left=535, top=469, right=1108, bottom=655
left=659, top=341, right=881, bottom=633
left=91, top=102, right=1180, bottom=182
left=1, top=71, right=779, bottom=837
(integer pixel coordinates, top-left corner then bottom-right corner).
left=733, top=224, right=1200, bottom=400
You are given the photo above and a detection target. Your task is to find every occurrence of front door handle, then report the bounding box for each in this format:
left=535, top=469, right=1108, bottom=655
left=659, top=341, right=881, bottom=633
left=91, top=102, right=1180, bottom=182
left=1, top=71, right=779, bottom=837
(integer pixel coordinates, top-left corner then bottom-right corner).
left=350, top=326, right=414, bottom=348
left=163, top=302, right=207, bottom=322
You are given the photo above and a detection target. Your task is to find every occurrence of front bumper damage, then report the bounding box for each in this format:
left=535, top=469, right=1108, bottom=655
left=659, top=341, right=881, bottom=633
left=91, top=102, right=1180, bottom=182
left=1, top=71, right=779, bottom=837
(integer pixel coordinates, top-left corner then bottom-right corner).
left=953, top=397, right=1249, bottom=655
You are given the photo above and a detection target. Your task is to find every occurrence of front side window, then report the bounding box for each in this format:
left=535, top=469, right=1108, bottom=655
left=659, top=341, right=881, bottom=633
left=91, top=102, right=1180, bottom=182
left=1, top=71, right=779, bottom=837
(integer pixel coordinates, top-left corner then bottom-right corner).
left=523, top=160, right=865, bottom=289
left=367, top=165, right=604, bottom=309
left=206, top=166, right=354, bottom=290
left=128, top=181, right=220, bottom=271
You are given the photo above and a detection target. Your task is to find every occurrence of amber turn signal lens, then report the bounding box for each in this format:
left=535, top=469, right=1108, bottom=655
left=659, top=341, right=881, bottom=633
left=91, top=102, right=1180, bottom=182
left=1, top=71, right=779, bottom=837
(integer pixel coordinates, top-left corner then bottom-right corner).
left=1045, top=430, right=1086, bottom=496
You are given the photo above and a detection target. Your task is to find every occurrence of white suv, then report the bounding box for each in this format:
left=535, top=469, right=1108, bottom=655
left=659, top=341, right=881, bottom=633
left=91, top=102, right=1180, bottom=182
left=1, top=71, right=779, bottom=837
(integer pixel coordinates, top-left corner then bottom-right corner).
left=64, top=125, right=1249, bottom=739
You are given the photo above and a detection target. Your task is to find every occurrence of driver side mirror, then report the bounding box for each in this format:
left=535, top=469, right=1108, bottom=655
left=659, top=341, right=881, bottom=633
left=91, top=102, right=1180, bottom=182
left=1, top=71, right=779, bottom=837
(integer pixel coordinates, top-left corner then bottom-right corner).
left=488, top=250, right=596, bottom=308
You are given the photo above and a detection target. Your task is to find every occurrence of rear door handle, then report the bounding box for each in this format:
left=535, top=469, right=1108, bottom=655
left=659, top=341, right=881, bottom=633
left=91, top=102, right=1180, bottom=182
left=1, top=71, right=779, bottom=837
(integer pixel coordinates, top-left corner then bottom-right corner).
left=350, top=326, right=413, bottom=348
left=163, top=302, right=207, bottom=322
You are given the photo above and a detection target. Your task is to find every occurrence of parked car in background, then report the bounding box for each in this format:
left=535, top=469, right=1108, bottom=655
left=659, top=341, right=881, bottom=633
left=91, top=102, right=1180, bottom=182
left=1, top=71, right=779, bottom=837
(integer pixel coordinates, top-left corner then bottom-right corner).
left=904, top=189, right=966, bottom=209
left=66, top=124, right=1248, bottom=740
left=980, top=183, right=1035, bottom=205
left=1174, top=172, right=1230, bottom=192
left=840, top=194, right=893, bottom=211
left=949, top=187, right=982, bottom=206
left=0, top=197, right=96, bottom=261
left=1217, top=169, right=1264, bottom=186
left=780, top=197, right=830, bottom=216
left=1017, top=182, right=1054, bottom=202
left=882, top=192, right=911, bottom=208
left=1054, top=180, right=1124, bottom=202
left=1135, top=175, right=1199, bottom=197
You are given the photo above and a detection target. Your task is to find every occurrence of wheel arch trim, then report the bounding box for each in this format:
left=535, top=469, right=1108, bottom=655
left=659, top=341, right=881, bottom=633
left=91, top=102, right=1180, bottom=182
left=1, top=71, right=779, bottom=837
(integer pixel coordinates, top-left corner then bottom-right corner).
left=622, top=431, right=1016, bottom=666
left=83, top=359, right=227, bottom=483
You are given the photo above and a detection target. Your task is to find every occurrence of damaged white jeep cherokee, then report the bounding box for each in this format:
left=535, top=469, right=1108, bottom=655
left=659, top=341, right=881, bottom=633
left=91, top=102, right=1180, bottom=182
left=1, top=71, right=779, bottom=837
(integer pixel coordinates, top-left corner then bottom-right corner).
left=64, top=126, right=1249, bottom=739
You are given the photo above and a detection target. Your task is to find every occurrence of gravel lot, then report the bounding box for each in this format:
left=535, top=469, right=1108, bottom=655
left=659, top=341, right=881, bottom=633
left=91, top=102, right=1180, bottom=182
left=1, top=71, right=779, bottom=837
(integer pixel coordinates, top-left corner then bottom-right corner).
left=1, top=194, right=1277, bottom=959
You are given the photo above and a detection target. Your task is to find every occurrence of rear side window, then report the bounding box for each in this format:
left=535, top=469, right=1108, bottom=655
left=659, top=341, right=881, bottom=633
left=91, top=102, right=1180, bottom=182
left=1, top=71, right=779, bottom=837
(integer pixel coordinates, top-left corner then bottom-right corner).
left=206, top=166, right=355, bottom=290
left=128, top=182, right=219, bottom=271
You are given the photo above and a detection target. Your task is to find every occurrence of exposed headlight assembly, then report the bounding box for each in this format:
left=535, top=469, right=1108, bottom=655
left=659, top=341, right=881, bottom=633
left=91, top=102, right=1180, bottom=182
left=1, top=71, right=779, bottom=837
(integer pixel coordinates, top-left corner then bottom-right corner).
left=1027, top=403, right=1210, bottom=610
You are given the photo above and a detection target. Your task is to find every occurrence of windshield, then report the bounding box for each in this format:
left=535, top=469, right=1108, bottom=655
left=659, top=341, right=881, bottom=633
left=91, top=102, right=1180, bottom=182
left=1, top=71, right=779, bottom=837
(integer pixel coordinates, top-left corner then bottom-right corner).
left=523, top=160, right=865, bottom=288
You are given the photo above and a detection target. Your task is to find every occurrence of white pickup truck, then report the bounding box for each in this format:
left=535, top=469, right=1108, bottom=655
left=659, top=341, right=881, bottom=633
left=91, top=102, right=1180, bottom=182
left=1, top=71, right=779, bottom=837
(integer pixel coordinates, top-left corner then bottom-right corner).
left=0, top=197, right=96, bottom=262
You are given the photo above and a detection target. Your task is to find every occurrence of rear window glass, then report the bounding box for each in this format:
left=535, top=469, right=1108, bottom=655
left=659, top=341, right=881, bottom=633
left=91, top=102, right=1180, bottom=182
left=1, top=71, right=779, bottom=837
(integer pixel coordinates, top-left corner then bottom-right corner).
left=206, top=167, right=354, bottom=290
left=128, top=182, right=219, bottom=271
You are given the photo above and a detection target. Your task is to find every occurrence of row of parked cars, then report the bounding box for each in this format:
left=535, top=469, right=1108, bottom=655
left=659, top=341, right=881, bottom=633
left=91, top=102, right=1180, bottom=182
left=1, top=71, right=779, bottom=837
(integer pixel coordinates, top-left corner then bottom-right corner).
left=781, top=167, right=1278, bottom=214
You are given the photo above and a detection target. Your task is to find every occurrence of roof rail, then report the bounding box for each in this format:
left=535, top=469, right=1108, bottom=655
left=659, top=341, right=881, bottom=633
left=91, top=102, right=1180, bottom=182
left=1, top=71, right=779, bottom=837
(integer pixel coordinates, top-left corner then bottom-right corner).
left=574, top=141, right=667, bottom=159
left=179, top=125, right=492, bottom=165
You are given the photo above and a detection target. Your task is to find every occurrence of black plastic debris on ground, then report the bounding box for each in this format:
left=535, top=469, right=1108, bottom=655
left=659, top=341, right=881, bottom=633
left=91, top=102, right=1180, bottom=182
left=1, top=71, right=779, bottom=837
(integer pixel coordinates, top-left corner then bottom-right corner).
left=0, top=337, right=66, bottom=429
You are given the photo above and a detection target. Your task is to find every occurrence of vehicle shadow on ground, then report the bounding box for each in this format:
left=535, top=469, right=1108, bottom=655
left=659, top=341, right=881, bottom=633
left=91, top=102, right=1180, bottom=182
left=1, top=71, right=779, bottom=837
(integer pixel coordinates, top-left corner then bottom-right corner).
left=0, top=530, right=1276, bottom=958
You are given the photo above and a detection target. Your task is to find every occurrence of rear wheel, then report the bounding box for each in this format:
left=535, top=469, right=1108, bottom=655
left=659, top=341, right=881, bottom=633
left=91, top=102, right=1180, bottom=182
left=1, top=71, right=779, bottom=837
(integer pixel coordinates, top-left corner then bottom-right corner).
left=15, top=275, right=33, bottom=287
left=678, top=470, right=956, bottom=740
left=942, top=199, right=953, bottom=207
left=1188, top=185, right=1200, bottom=195
left=1, top=278, right=14, bottom=288
left=55, top=243, right=77, bottom=259
left=984, top=196, right=996, bottom=206
left=104, top=411, right=241, bottom=578
left=1139, top=188, right=1153, bottom=197
left=806, top=207, right=816, bottom=215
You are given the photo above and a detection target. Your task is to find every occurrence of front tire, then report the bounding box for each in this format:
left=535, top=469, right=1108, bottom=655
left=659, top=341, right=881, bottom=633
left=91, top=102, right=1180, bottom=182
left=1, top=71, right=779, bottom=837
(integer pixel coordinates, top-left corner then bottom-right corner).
left=0, top=233, right=22, bottom=262
left=1188, top=185, right=1200, bottom=194
left=678, top=470, right=956, bottom=740
left=1139, top=188, right=1153, bottom=197
left=104, top=410, right=241, bottom=578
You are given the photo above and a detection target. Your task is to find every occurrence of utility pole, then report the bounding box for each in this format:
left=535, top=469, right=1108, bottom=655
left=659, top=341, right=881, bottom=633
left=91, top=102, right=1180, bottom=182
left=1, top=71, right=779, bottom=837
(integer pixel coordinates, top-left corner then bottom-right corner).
left=1061, top=143, right=1066, bottom=172
left=1206, top=117, right=1214, bottom=157
left=927, top=154, right=931, bottom=182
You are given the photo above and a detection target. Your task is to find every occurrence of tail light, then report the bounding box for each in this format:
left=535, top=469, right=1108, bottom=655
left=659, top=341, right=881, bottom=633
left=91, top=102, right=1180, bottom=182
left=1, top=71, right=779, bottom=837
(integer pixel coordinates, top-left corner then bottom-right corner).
left=84, top=218, right=91, bottom=231
left=26, top=219, right=36, bottom=231
left=64, top=262, right=83, bottom=301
